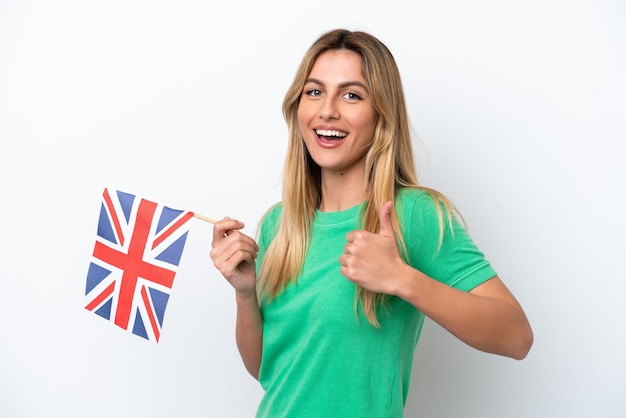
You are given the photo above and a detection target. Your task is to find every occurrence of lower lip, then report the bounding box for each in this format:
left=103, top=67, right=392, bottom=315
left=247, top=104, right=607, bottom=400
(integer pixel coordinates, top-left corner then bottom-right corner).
left=315, top=135, right=346, bottom=149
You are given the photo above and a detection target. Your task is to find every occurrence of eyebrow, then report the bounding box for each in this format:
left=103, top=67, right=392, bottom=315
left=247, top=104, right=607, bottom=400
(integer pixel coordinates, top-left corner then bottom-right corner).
left=304, top=77, right=368, bottom=90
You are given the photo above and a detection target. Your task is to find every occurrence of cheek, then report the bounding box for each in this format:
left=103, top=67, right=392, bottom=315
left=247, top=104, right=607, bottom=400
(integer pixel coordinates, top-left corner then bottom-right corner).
left=361, top=112, right=378, bottom=138
left=296, top=113, right=311, bottom=148
left=297, top=108, right=318, bottom=142
left=297, top=102, right=313, bottom=128
left=297, top=113, right=306, bottom=133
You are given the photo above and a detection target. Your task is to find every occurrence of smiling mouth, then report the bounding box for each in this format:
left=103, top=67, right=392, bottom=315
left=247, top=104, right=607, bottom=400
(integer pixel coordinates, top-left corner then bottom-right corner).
left=315, top=129, right=348, bottom=140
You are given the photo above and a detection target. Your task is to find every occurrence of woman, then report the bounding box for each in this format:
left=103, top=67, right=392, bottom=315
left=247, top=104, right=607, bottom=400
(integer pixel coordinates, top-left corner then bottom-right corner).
left=210, top=28, right=533, bottom=417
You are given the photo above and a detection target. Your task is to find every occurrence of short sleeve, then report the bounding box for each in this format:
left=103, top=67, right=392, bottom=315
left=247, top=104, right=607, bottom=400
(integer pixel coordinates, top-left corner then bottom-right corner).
left=397, top=188, right=497, bottom=291
left=256, top=202, right=282, bottom=274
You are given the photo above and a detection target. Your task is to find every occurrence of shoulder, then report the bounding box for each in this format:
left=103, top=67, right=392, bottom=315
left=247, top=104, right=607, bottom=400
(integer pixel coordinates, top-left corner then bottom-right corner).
left=258, top=202, right=283, bottom=241
left=394, top=186, right=460, bottom=248
left=262, top=201, right=283, bottom=221
left=396, top=187, right=447, bottom=221
left=396, top=187, right=433, bottom=206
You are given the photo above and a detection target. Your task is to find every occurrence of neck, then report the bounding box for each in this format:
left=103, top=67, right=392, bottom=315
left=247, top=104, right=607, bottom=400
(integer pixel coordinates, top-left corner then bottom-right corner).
left=318, top=168, right=367, bottom=212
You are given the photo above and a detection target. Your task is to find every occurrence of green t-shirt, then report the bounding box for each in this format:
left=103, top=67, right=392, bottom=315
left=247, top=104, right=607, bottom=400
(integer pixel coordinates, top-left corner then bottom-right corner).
left=255, top=188, right=496, bottom=417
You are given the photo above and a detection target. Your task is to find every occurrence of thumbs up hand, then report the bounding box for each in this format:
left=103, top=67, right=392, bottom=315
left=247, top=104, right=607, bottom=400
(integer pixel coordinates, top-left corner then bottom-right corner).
left=339, top=201, right=408, bottom=295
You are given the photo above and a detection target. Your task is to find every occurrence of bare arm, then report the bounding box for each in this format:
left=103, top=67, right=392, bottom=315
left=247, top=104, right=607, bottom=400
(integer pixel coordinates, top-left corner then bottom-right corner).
left=233, top=291, right=263, bottom=379
left=340, top=201, right=533, bottom=360
left=394, top=270, right=532, bottom=359
left=210, top=218, right=263, bottom=379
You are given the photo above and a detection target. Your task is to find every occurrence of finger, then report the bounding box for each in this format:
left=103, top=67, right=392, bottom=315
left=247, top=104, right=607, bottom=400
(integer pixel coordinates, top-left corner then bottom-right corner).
left=346, top=230, right=367, bottom=243
left=212, top=242, right=257, bottom=274
left=226, top=236, right=259, bottom=260
left=379, top=201, right=394, bottom=237
left=212, top=218, right=245, bottom=244
left=211, top=232, right=258, bottom=261
left=224, top=247, right=256, bottom=267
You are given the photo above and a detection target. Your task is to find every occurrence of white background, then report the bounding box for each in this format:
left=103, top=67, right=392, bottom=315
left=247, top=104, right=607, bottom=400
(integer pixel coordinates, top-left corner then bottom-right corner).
left=1, top=1, right=624, bottom=417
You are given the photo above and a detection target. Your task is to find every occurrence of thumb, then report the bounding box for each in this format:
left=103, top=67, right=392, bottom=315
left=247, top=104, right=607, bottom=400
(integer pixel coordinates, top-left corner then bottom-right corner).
left=379, top=201, right=394, bottom=237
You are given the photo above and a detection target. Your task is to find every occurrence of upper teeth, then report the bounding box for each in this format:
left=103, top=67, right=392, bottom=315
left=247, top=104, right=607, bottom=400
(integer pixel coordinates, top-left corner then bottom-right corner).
left=316, top=129, right=347, bottom=138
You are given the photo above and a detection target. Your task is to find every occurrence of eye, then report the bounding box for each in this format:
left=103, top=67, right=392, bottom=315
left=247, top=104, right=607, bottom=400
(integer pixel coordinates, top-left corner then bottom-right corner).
left=343, top=91, right=363, bottom=101
left=304, top=88, right=323, bottom=98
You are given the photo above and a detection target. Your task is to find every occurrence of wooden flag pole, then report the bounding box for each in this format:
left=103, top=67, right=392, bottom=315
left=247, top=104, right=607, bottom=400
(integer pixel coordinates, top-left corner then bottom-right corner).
left=193, top=213, right=217, bottom=224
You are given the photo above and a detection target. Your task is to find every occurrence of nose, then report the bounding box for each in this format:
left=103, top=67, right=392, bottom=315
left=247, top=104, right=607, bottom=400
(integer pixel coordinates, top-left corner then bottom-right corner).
left=319, top=97, right=339, bottom=120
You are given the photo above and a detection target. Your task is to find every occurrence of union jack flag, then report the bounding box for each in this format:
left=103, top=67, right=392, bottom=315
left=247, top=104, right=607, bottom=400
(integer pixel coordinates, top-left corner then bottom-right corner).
left=84, top=187, right=194, bottom=343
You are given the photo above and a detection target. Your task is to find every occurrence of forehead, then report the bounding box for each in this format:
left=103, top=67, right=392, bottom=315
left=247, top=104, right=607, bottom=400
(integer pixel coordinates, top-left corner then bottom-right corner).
left=308, top=49, right=365, bottom=83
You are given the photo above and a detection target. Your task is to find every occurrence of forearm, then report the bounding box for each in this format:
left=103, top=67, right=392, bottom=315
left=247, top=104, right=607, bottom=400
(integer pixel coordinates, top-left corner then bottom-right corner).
left=234, top=291, right=263, bottom=379
left=395, top=268, right=533, bottom=360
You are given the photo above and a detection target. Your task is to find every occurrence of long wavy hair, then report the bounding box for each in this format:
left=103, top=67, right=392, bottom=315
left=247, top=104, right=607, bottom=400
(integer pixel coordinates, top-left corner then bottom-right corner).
left=257, top=29, right=454, bottom=327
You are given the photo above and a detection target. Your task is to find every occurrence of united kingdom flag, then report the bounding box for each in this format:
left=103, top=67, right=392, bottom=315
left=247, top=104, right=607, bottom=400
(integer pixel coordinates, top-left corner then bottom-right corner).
left=84, top=187, right=194, bottom=343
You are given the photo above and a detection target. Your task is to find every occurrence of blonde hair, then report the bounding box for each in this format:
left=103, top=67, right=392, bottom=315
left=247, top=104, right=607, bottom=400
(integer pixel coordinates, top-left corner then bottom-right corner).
left=257, top=29, right=454, bottom=327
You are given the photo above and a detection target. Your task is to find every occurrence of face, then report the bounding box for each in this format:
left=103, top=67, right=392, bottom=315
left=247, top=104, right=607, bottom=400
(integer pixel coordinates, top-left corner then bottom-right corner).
left=297, top=49, right=378, bottom=177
